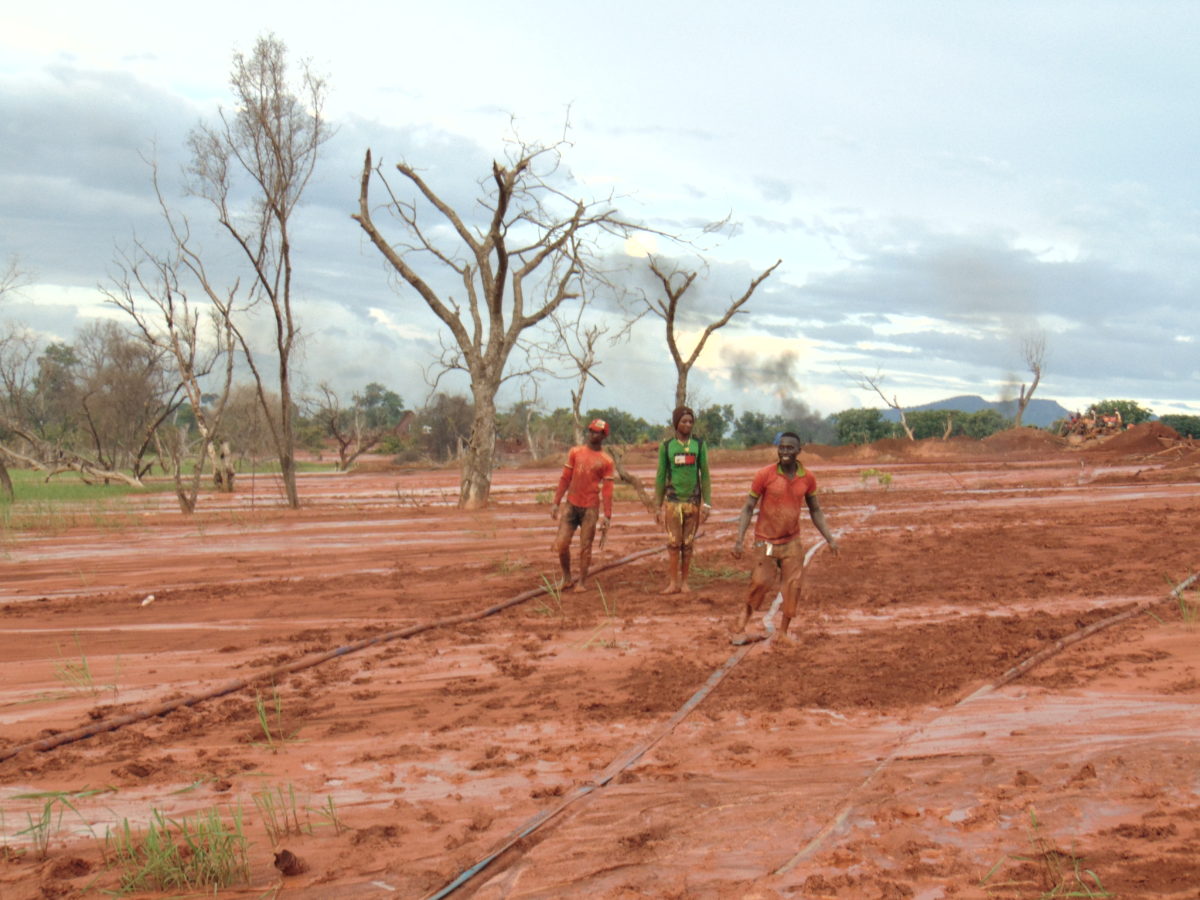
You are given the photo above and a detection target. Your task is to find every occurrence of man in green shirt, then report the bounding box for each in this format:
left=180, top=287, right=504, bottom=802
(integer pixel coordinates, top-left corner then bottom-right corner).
left=654, top=406, right=712, bottom=594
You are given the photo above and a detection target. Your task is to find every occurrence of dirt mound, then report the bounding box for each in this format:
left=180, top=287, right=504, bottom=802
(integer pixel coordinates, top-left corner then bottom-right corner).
left=982, top=427, right=1066, bottom=453
left=1084, top=421, right=1180, bottom=455
left=1163, top=445, right=1200, bottom=469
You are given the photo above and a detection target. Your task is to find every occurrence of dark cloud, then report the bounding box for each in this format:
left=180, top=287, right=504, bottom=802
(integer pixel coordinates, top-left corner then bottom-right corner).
left=0, top=66, right=197, bottom=282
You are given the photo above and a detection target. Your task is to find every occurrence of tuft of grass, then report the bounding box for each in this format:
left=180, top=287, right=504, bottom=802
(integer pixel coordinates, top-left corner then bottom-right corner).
left=534, top=489, right=554, bottom=505
left=252, top=686, right=299, bottom=752
left=308, top=795, right=346, bottom=835
left=533, top=574, right=566, bottom=618
left=15, top=797, right=60, bottom=859
left=52, top=633, right=120, bottom=700
left=494, top=553, right=529, bottom=575
left=581, top=582, right=620, bottom=650
left=1161, top=574, right=1199, bottom=625
left=253, top=784, right=308, bottom=844
left=578, top=585, right=624, bottom=648
left=108, top=806, right=250, bottom=893
left=979, top=806, right=1111, bottom=898
left=11, top=789, right=111, bottom=860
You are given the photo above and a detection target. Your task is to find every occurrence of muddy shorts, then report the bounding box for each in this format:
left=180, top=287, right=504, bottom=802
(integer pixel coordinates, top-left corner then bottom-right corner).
left=563, top=503, right=599, bottom=529
left=663, top=501, right=700, bottom=550
left=753, top=537, right=800, bottom=561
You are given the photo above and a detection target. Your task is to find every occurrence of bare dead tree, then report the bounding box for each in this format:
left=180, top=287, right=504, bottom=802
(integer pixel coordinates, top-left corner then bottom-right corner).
left=0, top=257, right=25, bottom=300
left=0, top=256, right=33, bottom=498
left=312, top=383, right=402, bottom=471
left=354, top=131, right=656, bottom=509
left=187, top=34, right=330, bottom=509
left=105, top=174, right=238, bottom=511
left=643, top=256, right=781, bottom=409
left=0, top=412, right=144, bottom=486
left=549, top=309, right=610, bottom=446
left=855, top=371, right=915, bottom=440
left=1013, top=331, right=1046, bottom=429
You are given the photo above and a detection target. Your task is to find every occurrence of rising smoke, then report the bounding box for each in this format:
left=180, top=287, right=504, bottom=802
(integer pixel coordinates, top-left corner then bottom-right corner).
left=722, top=347, right=831, bottom=441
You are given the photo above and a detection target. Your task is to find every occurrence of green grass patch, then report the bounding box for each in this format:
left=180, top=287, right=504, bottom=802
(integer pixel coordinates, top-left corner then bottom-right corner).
left=0, top=470, right=158, bottom=538
left=108, top=806, right=250, bottom=893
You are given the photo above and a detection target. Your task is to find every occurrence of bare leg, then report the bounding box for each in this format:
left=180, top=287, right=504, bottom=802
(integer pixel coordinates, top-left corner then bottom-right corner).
left=553, top=517, right=576, bottom=588
left=731, top=557, right=776, bottom=644
left=678, top=546, right=694, bottom=594
left=772, top=556, right=805, bottom=644
left=660, top=549, right=681, bottom=594
left=574, top=510, right=598, bottom=591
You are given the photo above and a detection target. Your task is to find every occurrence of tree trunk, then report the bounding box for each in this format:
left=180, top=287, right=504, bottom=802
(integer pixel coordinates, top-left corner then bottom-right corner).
left=0, top=460, right=12, bottom=502
left=211, top=441, right=235, bottom=492
left=609, top=445, right=654, bottom=513
left=278, top=369, right=300, bottom=508
left=459, top=394, right=497, bottom=509
left=280, top=453, right=299, bottom=508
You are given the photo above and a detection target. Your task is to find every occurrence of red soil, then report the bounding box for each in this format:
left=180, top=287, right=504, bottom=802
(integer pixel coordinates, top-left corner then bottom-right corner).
left=1, top=424, right=1198, bottom=898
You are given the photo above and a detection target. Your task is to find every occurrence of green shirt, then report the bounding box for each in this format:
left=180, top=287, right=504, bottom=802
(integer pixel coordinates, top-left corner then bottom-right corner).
left=655, top=437, right=712, bottom=506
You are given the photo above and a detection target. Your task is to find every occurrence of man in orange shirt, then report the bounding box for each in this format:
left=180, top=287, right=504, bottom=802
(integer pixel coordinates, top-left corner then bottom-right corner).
left=551, top=419, right=615, bottom=591
left=731, top=431, right=838, bottom=645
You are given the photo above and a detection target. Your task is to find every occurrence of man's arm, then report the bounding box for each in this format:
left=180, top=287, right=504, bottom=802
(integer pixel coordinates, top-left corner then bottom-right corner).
left=551, top=460, right=573, bottom=519
left=601, top=475, right=614, bottom=521
left=653, top=441, right=668, bottom=521
left=731, top=493, right=758, bottom=558
left=699, top=441, right=713, bottom=510
left=805, top=494, right=839, bottom=554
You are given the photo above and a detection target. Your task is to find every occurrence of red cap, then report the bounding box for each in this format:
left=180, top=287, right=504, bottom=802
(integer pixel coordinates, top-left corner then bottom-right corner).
left=587, top=418, right=610, bottom=436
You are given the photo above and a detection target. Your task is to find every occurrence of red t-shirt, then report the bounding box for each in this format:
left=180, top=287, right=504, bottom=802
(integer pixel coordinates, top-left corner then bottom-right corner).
left=555, top=445, right=615, bottom=516
left=749, top=463, right=817, bottom=544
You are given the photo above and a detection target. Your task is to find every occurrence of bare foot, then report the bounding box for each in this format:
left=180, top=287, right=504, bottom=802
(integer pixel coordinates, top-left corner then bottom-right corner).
left=766, top=631, right=800, bottom=650
left=659, top=584, right=681, bottom=595
left=677, top=584, right=692, bottom=595
left=571, top=582, right=588, bottom=593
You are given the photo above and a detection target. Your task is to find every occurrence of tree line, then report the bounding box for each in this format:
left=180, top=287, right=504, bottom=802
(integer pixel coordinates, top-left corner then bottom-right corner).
left=0, top=306, right=1186, bottom=506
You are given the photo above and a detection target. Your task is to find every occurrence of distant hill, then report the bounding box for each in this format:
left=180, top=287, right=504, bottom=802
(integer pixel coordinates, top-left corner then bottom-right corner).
left=879, top=394, right=1072, bottom=429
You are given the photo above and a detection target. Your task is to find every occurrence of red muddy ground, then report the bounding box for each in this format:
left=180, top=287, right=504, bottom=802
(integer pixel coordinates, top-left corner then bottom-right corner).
left=1, top=424, right=1198, bottom=899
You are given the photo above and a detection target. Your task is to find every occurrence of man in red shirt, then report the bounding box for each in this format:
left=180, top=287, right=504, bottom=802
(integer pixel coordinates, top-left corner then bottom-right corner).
left=551, top=419, right=615, bottom=591
left=730, top=431, right=838, bottom=645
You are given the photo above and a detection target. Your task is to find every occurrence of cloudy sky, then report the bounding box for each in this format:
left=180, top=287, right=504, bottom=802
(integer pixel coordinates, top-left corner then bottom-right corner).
left=3, top=1, right=1198, bottom=426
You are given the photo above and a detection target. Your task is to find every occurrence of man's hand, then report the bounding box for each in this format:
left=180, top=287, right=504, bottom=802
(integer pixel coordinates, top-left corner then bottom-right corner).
left=700, top=504, right=711, bottom=524
left=551, top=503, right=561, bottom=521
left=654, top=506, right=664, bottom=526
left=826, top=537, right=840, bottom=556
left=731, top=539, right=744, bottom=560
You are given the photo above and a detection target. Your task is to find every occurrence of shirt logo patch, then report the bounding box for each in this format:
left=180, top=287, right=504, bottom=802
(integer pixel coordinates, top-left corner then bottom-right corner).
left=673, top=453, right=696, bottom=466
